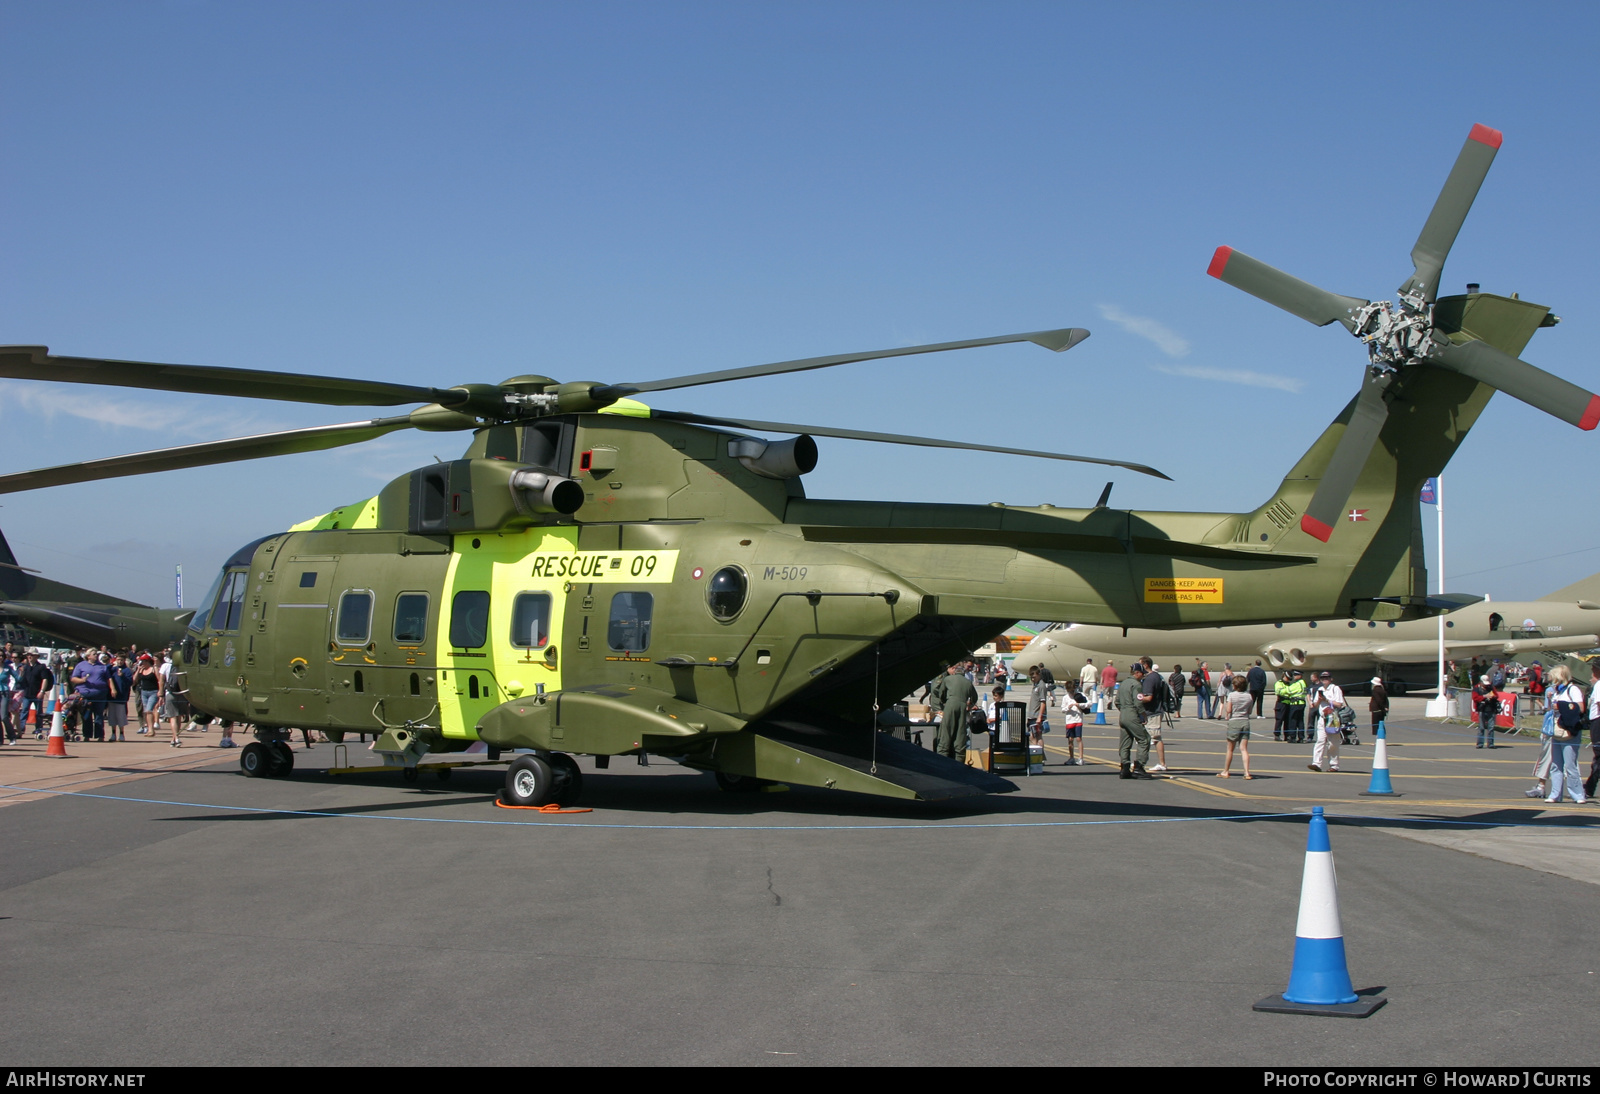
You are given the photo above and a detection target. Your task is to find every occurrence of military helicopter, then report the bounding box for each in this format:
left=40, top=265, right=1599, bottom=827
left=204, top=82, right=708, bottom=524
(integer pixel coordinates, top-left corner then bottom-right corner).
left=1, top=124, right=1592, bottom=806
left=0, top=527, right=194, bottom=650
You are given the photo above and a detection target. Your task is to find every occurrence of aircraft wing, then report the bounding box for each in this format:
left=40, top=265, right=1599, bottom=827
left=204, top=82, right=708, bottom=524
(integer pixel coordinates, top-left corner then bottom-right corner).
left=1375, top=635, right=1600, bottom=661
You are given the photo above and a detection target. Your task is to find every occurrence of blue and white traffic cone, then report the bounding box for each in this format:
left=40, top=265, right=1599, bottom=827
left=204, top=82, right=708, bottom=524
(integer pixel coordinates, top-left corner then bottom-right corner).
left=1361, top=722, right=1398, bottom=796
left=1094, top=691, right=1107, bottom=725
left=1253, top=807, right=1385, bottom=1017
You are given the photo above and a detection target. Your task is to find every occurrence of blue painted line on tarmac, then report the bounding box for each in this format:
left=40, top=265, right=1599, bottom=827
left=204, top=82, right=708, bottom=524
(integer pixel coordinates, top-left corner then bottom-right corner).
left=6, top=784, right=1588, bottom=833
left=0, top=782, right=1302, bottom=831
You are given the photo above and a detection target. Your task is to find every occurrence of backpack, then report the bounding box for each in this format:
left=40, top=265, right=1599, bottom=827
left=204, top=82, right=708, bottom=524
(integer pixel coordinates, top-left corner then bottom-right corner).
left=1149, top=673, right=1172, bottom=714
left=1554, top=686, right=1585, bottom=732
left=1189, top=670, right=1204, bottom=690
left=966, top=706, right=989, bottom=735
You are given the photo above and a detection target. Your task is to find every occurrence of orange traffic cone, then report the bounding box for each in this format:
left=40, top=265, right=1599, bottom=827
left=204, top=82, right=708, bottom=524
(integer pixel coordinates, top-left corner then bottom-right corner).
left=44, top=710, right=69, bottom=758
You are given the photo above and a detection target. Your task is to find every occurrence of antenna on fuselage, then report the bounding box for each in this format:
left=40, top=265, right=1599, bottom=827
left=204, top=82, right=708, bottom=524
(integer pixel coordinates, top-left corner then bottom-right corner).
left=1094, top=482, right=1113, bottom=508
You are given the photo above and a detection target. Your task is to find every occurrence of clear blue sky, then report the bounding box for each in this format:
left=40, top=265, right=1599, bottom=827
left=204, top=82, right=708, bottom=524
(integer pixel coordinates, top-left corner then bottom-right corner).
left=2, top=1, right=1597, bottom=609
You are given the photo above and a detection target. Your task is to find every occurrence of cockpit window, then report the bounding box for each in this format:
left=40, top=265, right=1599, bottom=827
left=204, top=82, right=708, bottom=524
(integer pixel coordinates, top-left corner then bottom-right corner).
left=206, top=571, right=249, bottom=633
left=187, top=534, right=277, bottom=634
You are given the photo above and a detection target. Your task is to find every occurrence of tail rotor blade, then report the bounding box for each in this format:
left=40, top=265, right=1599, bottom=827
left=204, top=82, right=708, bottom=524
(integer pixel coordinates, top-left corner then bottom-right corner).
left=1300, top=374, right=1391, bottom=542
left=0, top=417, right=416, bottom=495
left=1431, top=340, right=1600, bottom=430
left=650, top=409, right=1170, bottom=479
left=1403, top=124, right=1502, bottom=303
left=1206, top=248, right=1367, bottom=329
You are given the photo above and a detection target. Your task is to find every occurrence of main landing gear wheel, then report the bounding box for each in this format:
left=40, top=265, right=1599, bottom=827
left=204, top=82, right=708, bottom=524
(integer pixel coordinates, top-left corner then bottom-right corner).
left=714, top=771, right=768, bottom=793
left=402, top=766, right=419, bottom=783
left=240, top=742, right=269, bottom=778
left=266, top=741, right=294, bottom=778
left=548, top=753, right=583, bottom=806
left=435, top=766, right=452, bottom=782
left=504, top=754, right=555, bottom=807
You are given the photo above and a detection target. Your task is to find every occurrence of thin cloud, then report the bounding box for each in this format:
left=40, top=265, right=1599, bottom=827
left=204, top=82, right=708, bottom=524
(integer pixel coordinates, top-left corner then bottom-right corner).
left=1151, top=363, right=1305, bottom=394
left=0, top=382, right=286, bottom=439
left=1097, top=304, right=1190, bottom=357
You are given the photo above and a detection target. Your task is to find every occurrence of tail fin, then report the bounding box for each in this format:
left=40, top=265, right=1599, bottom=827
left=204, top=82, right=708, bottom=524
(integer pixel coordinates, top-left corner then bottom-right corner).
left=0, top=528, right=147, bottom=607
left=1240, top=293, right=1551, bottom=615
left=1539, top=570, right=1600, bottom=604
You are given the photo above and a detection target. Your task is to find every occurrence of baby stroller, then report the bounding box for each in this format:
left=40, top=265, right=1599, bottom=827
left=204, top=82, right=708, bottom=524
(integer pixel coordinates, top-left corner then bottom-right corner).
left=1337, top=703, right=1360, bottom=746
left=60, top=692, right=88, bottom=742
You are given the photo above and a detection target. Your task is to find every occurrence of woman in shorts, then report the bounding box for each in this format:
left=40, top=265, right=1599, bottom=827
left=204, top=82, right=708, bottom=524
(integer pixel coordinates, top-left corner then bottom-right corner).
left=133, top=654, right=161, bottom=735
left=1219, top=676, right=1254, bottom=779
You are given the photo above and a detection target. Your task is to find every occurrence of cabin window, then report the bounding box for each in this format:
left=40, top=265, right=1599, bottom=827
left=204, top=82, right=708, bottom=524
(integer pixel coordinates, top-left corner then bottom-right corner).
left=510, top=592, right=552, bottom=648
left=213, top=571, right=248, bottom=632
left=353, top=670, right=365, bottom=693
left=468, top=674, right=480, bottom=699
left=409, top=672, right=421, bottom=695
left=706, top=566, right=748, bottom=622
left=607, top=591, right=653, bottom=653
left=393, top=593, right=429, bottom=645
left=450, top=590, right=491, bottom=649
left=299, top=571, right=318, bottom=588
left=336, top=591, right=374, bottom=645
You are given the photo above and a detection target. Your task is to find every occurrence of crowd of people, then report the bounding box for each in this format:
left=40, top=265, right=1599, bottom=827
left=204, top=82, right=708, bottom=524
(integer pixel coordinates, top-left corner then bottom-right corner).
left=0, top=642, right=232, bottom=750
left=912, top=652, right=1597, bottom=803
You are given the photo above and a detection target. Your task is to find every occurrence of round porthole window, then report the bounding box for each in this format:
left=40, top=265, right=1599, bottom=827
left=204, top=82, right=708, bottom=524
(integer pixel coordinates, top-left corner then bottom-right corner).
left=707, top=566, right=748, bottom=621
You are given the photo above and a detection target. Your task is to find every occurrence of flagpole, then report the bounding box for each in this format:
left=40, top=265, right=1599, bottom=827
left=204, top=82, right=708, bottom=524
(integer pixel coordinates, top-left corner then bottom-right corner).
left=1437, top=475, right=1445, bottom=702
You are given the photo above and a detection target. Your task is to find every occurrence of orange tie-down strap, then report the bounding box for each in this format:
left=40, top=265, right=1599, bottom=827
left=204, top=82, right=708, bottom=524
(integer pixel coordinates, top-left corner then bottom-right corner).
left=493, top=798, right=594, bottom=814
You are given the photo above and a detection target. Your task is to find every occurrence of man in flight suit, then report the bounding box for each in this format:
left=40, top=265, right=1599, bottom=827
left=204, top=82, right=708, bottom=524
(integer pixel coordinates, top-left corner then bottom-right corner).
left=930, top=662, right=978, bottom=760
left=1117, top=663, right=1155, bottom=780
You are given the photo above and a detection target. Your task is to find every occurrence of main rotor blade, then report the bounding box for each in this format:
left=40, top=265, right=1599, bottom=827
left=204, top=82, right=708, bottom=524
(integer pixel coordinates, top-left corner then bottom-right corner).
left=0, top=416, right=415, bottom=495
left=650, top=409, right=1170, bottom=480
left=0, top=346, right=455, bottom=408
left=1206, top=248, right=1367, bottom=329
left=1431, top=339, right=1600, bottom=430
left=595, top=328, right=1091, bottom=398
left=1299, top=372, right=1391, bottom=542
left=1402, top=124, right=1501, bottom=303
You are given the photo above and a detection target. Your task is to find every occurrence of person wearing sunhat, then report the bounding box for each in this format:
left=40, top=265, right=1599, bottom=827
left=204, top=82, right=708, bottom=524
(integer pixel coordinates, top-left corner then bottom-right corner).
left=1368, top=676, right=1389, bottom=738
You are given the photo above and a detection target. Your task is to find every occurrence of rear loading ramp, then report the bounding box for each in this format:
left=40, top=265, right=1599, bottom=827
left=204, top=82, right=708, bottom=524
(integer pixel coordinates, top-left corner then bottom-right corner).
left=707, top=716, right=1016, bottom=801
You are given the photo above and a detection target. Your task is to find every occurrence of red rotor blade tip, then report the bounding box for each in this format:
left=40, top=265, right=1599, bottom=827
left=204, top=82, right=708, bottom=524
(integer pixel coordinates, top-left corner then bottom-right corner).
left=1580, top=394, right=1600, bottom=432
left=1300, top=513, right=1333, bottom=543
left=1207, top=246, right=1234, bottom=279
left=1468, top=123, right=1503, bottom=149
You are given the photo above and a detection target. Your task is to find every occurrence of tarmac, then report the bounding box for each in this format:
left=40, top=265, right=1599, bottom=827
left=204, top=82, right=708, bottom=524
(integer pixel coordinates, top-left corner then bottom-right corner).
left=1, top=695, right=1595, bottom=1066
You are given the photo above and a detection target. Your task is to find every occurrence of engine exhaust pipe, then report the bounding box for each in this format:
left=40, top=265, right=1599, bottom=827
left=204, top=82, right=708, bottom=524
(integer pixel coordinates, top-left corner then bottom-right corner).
left=728, top=435, right=818, bottom=480
left=510, top=470, right=585, bottom=515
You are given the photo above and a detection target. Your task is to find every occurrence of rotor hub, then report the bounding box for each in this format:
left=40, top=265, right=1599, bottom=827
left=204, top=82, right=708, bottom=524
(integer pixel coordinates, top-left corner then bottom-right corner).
left=1351, top=290, right=1445, bottom=374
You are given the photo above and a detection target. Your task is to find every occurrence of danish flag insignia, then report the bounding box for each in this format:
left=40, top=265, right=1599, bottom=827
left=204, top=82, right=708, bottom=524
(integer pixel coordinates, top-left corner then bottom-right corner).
left=1347, top=509, right=1369, bottom=522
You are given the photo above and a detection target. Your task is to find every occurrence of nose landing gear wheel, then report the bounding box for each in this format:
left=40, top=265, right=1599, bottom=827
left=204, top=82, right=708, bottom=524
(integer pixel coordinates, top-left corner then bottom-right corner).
left=240, top=742, right=268, bottom=778
left=503, top=754, right=554, bottom=806
left=548, top=753, right=583, bottom=806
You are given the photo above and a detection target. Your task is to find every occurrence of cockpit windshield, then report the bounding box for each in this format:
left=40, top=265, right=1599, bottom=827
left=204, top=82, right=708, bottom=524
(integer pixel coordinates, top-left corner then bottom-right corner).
left=186, top=534, right=277, bottom=634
